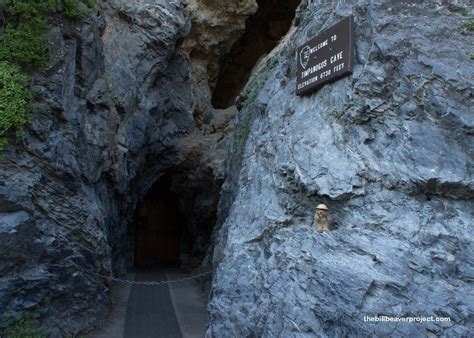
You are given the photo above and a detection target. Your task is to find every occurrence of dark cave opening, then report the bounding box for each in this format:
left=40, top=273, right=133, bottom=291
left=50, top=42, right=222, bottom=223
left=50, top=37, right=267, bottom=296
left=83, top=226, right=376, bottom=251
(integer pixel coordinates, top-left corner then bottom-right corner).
left=133, top=172, right=184, bottom=266
left=211, top=0, right=301, bottom=109
left=130, top=0, right=303, bottom=268
left=131, top=167, right=218, bottom=269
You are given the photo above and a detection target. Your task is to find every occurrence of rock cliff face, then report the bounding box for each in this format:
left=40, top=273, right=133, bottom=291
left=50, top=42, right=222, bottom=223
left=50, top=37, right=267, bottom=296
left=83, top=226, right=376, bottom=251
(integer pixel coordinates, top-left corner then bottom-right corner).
left=0, top=1, right=195, bottom=334
left=1, top=0, right=473, bottom=336
left=0, top=0, right=252, bottom=334
left=208, top=0, right=474, bottom=336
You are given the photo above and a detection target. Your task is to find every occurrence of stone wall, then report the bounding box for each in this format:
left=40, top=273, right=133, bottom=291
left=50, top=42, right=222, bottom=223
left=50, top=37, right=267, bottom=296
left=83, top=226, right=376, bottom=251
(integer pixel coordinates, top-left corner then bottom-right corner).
left=0, top=1, right=194, bottom=335
left=208, top=0, right=474, bottom=336
left=0, top=0, right=261, bottom=333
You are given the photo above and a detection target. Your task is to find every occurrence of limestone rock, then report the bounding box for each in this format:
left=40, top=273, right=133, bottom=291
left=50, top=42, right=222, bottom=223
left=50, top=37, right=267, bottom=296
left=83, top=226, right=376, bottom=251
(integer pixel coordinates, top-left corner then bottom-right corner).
left=0, top=0, right=239, bottom=334
left=0, top=1, right=194, bottom=335
left=208, top=0, right=474, bottom=336
left=183, top=0, right=258, bottom=90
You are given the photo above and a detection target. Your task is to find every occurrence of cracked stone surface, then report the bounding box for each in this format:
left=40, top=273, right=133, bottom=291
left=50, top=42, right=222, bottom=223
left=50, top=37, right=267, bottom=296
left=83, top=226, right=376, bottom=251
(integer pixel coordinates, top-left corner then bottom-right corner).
left=208, top=0, right=474, bottom=336
left=0, top=1, right=195, bottom=335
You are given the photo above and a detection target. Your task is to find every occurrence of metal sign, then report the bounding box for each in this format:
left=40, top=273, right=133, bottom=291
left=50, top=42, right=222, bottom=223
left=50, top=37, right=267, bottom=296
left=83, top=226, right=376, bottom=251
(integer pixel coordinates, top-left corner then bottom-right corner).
left=296, top=16, right=355, bottom=96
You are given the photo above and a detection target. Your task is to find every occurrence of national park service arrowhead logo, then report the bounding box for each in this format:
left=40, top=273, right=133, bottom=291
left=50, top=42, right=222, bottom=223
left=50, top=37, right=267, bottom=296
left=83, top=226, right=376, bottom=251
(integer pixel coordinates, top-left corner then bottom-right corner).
left=299, top=45, right=311, bottom=69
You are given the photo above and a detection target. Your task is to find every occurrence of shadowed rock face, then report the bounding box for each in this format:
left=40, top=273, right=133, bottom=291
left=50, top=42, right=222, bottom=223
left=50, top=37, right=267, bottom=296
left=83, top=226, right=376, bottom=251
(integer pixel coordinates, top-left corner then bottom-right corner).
left=181, top=0, right=258, bottom=135
left=0, top=1, right=194, bottom=335
left=208, top=0, right=474, bottom=336
left=211, top=0, right=301, bottom=108
left=0, top=0, right=257, bottom=334
left=182, top=0, right=258, bottom=92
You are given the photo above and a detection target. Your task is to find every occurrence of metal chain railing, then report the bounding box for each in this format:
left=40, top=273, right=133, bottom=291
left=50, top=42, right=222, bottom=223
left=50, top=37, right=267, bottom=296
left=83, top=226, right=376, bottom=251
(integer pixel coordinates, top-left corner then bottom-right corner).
left=95, top=270, right=212, bottom=286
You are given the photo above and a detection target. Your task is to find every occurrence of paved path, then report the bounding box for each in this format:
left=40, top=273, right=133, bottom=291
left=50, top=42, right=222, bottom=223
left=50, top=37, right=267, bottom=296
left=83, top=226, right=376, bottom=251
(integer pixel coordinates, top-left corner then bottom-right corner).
left=166, top=270, right=208, bottom=338
left=123, top=267, right=182, bottom=338
left=88, top=267, right=208, bottom=338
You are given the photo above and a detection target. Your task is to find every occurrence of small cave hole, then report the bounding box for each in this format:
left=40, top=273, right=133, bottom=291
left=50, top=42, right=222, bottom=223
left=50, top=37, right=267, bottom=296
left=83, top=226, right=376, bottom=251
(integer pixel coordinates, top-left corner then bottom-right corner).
left=211, top=0, right=302, bottom=109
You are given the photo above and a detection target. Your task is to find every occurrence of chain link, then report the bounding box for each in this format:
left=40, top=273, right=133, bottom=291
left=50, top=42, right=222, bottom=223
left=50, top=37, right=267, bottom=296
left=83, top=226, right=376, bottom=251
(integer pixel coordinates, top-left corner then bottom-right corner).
left=96, top=270, right=212, bottom=286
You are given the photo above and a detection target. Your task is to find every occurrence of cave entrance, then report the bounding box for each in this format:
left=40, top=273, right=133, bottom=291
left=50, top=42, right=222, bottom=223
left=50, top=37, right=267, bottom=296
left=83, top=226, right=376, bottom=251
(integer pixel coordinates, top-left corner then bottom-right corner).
left=134, top=173, right=183, bottom=266
left=211, top=0, right=301, bottom=108
left=131, top=0, right=303, bottom=267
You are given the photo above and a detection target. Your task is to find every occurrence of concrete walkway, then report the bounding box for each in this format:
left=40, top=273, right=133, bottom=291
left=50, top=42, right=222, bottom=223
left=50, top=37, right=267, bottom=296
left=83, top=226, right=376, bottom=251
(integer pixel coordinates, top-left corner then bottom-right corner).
left=124, top=268, right=182, bottom=338
left=88, top=267, right=208, bottom=338
left=166, top=270, right=208, bottom=338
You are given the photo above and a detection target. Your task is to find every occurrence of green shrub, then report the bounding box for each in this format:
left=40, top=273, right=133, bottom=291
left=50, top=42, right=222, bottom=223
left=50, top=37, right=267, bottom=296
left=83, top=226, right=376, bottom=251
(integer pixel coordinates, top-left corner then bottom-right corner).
left=0, top=24, right=50, bottom=69
left=1, top=0, right=96, bottom=68
left=0, top=0, right=96, bottom=154
left=461, top=19, right=474, bottom=34
left=4, top=315, right=45, bottom=338
left=62, top=0, right=97, bottom=18
left=0, top=1, right=53, bottom=68
left=0, top=62, right=32, bottom=152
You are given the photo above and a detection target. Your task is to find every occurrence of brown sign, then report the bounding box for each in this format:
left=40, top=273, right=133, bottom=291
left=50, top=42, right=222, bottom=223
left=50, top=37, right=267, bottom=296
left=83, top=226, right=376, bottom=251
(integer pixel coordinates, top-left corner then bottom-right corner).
left=296, top=16, right=355, bottom=96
